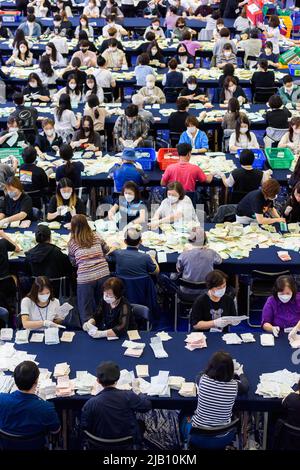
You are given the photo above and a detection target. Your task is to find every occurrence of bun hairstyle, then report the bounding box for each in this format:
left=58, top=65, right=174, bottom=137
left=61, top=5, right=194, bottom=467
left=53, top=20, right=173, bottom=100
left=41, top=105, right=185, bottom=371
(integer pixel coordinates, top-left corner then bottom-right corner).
left=35, top=225, right=51, bottom=243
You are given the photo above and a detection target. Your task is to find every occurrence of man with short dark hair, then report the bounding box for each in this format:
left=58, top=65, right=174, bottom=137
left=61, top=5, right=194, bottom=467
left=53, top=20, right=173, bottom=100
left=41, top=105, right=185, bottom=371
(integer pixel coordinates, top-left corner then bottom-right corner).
left=0, top=361, right=60, bottom=446
left=168, top=97, right=190, bottom=134
left=19, top=146, right=48, bottom=205
left=81, top=361, right=151, bottom=443
left=10, top=93, right=38, bottom=135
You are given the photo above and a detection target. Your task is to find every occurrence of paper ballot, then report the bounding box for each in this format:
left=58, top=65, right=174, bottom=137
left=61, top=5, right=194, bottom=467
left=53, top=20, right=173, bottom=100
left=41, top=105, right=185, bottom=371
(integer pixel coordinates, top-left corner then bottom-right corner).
left=260, top=334, right=275, bottom=346
left=150, top=337, right=168, bottom=358
left=124, top=348, right=143, bottom=358
left=122, top=340, right=145, bottom=349
left=127, top=330, right=141, bottom=341
left=45, top=328, right=60, bottom=345
left=54, top=362, right=70, bottom=377
left=55, top=303, right=73, bottom=320
left=30, top=333, right=44, bottom=343
left=222, top=315, right=248, bottom=326
left=136, top=365, right=149, bottom=378
left=15, top=329, right=29, bottom=344
left=156, top=331, right=172, bottom=341
left=222, top=333, right=242, bottom=345
left=61, top=331, right=75, bottom=342
left=0, top=328, right=13, bottom=342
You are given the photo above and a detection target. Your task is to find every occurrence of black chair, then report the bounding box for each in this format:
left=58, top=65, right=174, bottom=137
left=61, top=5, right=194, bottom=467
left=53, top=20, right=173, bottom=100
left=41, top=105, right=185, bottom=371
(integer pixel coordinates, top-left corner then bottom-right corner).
left=174, top=279, right=206, bottom=331
left=26, top=189, right=46, bottom=217
left=0, top=307, right=9, bottom=327
left=252, top=86, right=278, bottom=104
left=247, top=270, right=290, bottom=327
left=131, top=303, right=150, bottom=331
left=0, top=428, right=48, bottom=450
left=164, top=87, right=184, bottom=103
left=83, top=430, right=134, bottom=450
left=188, top=417, right=241, bottom=450
left=103, top=87, right=114, bottom=103
left=169, top=131, right=181, bottom=147
left=274, top=419, right=300, bottom=450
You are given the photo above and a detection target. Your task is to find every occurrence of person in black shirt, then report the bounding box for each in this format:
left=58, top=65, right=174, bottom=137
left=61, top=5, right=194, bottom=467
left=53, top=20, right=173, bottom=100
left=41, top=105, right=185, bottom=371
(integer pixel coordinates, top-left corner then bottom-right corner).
left=168, top=97, right=190, bottom=135
left=139, top=31, right=156, bottom=53
left=236, top=178, right=285, bottom=225
left=47, top=177, right=86, bottom=227
left=265, top=95, right=291, bottom=129
left=190, top=270, right=237, bottom=331
left=284, top=182, right=300, bottom=223
left=82, top=277, right=137, bottom=338
left=19, top=146, right=48, bottom=208
left=81, top=361, right=151, bottom=444
left=10, top=92, right=38, bottom=142
left=0, top=176, right=33, bottom=225
left=218, top=63, right=240, bottom=89
left=0, top=117, right=26, bottom=149
left=62, top=57, right=87, bottom=90
left=22, top=73, right=50, bottom=103
left=0, top=230, right=20, bottom=279
left=146, top=40, right=166, bottom=68
left=251, top=59, right=275, bottom=93
left=25, top=224, right=72, bottom=278
left=55, top=143, right=84, bottom=188
left=0, top=230, right=20, bottom=323
left=180, top=75, right=209, bottom=103
left=35, top=118, right=63, bottom=156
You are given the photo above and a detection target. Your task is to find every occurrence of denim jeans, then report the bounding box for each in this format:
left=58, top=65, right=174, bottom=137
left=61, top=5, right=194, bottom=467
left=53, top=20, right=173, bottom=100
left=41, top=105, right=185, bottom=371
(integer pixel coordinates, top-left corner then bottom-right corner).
left=77, top=276, right=110, bottom=324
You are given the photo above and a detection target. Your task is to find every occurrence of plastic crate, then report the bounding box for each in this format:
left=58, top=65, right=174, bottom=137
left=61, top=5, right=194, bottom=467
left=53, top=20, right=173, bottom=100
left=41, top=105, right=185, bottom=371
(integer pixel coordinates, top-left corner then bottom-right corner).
left=157, top=148, right=179, bottom=170
left=265, top=147, right=294, bottom=169
left=0, top=11, right=21, bottom=22
left=0, top=147, right=23, bottom=164
left=237, top=149, right=266, bottom=170
left=134, top=147, right=156, bottom=171
left=279, top=46, right=300, bottom=65
left=288, top=64, right=300, bottom=76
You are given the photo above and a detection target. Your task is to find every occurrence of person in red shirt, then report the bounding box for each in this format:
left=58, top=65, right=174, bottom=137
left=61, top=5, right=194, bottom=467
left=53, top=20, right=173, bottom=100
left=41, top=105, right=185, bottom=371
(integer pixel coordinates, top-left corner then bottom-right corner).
left=161, top=143, right=213, bottom=192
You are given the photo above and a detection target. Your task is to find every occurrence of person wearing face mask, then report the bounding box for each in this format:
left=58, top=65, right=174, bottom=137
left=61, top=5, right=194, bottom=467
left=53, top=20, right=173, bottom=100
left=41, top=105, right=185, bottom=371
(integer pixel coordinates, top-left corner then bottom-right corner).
left=228, top=114, right=259, bottom=153
left=144, top=18, right=166, bottom=40
left=19, top=146, right=48, bottom=207
left=108, top=181, right=146, bottom=228
left=71, top=116, right=102, bottom=152
left=113, top=105, right=151, bottom=152
left=6, top=40, right=33, bottom=67
left=35, top=118, right=63, bottom=157
left=278, top=75, right=300, bottom=110
left=56, top=144, right=84, bottom=189
left=190, top=270, right=237, bottom=332
left=71, top=39, right=97, bottom=67
left=98, top=27, right=124, bottom=54
left=47, top=177, right=86, bottom=225
left=284, top=182, right=300, bottom=223
left=213, top=18, right=225, bottom=41
left=0, top=117, right=26, bottom=150
left=17, top=13, right=41, bottom=38
left=220, top=76, right=247, bottom=106
left=0, top=177, right=33, bottom=227
left=173, top=18, right=191, bottom=41
left=258, top=41, right=279, bottom=69
left=75, top=14, right=94, bottom=40
left=83, top=0, right=100, bottom=18
left=102, top=38, right=128, bottom=69
left=178, top=116, right=209, bottom=152
left=164, top=6, right=180, bottom=33
left=236, top=178, right=285, bottom=225
left=138, top=74, right=166, bottom=104
left=101, top=0, right=124, bottom=19
left=83, top=74, right=104, bottom=103
left=175, top=44, right=194, bottom=69
left=279, top=117, right=300, bottom=155
left=22, top=73, right=50, bottom=103
left=102, top=14, right=128, bottom=40
left=42, top=42, right=65, bottom=68
left=21, top=276, right=63, bottom=330
left=180, top=76, right=210, bottom=103
left=216, top=43, right=237, bottom=69
left=53, top=75, right=82, bottom=105
left=262, top=275, right=300, bottom=337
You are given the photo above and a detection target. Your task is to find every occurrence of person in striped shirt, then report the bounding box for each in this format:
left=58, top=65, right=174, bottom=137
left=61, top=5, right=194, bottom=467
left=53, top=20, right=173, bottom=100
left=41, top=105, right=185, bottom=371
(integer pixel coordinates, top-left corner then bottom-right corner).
left=68, top=214, right=110, bottom=323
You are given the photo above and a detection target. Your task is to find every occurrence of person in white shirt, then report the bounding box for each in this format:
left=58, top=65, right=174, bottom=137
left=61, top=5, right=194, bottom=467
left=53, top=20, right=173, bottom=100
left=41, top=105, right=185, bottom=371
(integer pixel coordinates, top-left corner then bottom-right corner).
left=144, top=17, right=166, bottom=40
left=278, top=117, right=300, bottom=155
left=102, top=14, right=128, bottom=40
left=83, top=0, right=100, bottom=18
left=75, top=14, right=94, bottom=39
left=233, top=8, right=251, bottom=34
left=53, top=75, right=82, bottom=105
left=83, top=74, right=104, bottom=103
left=43, top=42, right=65, bottom=68
left=21, top=276, right=62, bottom=330
left=259, top=15, right=281, bottom=55
left=28, top=0, right=49, bottom=17
left=149, top=181, right=198, bottom=229
left=94, top=56, right=116, bottom=89
left=50, top=28, right=69, bottom=55
left=229, top=114, right=259, bottom=153
left=54, top=93, right=81, bottom=138
left=37, top=55, right=58, bottom=86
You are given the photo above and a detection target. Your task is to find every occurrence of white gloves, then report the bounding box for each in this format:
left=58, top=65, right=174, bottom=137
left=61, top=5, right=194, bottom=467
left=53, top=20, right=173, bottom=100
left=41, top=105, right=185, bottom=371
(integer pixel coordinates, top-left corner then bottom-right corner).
left=88, top=328, right=107, bottom=339
left=288, top=326, right=299, bottom=342
left=214, top=317, right=230, bottom=329
left=43, top=320, right=57, bottom=328
left=272, top=326, right=280, bottom=337
left=82, top=320, right=94, bottom=332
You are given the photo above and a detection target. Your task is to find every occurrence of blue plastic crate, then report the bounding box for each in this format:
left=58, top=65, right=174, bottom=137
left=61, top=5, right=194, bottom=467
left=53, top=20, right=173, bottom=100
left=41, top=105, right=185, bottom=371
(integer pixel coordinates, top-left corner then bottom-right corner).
left=237, top=149, right=266, bottom=170
left=134, top=148, right=156, bottom=170
left=288, top=64, right=300, bottom=76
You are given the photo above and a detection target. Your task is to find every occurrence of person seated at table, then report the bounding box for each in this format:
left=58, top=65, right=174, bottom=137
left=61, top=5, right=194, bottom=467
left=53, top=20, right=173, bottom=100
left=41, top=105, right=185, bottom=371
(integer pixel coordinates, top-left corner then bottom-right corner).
left=12, top=29, right=28, bottom=53
left=213, top=27, right=237, bottom=59
left=236, top=178, right=285, bottom=225
left=180, top=31, right=201, bottom=58
left=233, top=7, right=250, bottom=34
left=173, top=17, right=192, bottom=41
left=229, top=114, right=259, bottom=153
left=258, top=41, right=279, bottom=70
left=180, top=76, right=209, bottom=103
left=251, top=59, right=275, bottom=92
left=0, top=176, right=33, bottom=226
left=190, top=270, right=237, bottom=332
left=6, top=40, right=33, bottom=67
left=49, top=26, right=69, bottom=55
left=278, top=117, right=300, bottom=155
left=56, top=144, right=84, bottom=189
left=47, top=177, right=86, bottom=225
left=238, top=28, right=262, bottom=68
left=102, top=13, right=127, bottom=40
left=0, top=360, right=60, bottom=446
left=262, top=275, right=300, bottom=336
left=137, top=74, right=166, bottom=105
left=113, top=104, right=150, bottom=152
left=265, top=95, right=291, bottom=130
left=82, top=74, right=104, bottom=104
left=221, top=97, right=241, bottom=130
left=143, top=0, right=167, bottom=18
left=278, top=75, right=300, bottom=110
left=0, top=228, right=21, bottom=277
left=139, top=31, right=156, bottom=54
left=42, top=42, right=65, bottom=68
left=164, top=5, right=180, bottom=31
left=102, top=38, right=128, bottom=69
left=19, top=146, right=48, bottom=199
left=220, top=149, right=272, bottom=203
left=84, top=94, right=108, bottom=132
left=213, top=17, right=225, bottom=41
left=220, top=76, right=247, bottom=106
left=53, top=75, right=82, bottom=105
left=146, top=41, right=166, bottom=68
left=162, top=58, right=186, bottom=91
left=17, top=14, right=41, bottom=38
left=28, top=0, right=49, bottom=18
left=144, top=17, right=166, bottom=40
left=20, top=276, right=63, bottom=330
left=178, top=116, right=209, bottom=152
left=218, top=63, right=240, bottom=89
left=75, top=14, right=94, bottom=39
left=71, top=39, right=97, bottom=68
left=101, top=0, right=124, bottom=19
left=161, top=142, right=212, bottom=191
left=93, top=56, right=116, bottom=93
left=131, top=94, right=155, bottom=125
left=22, top=73, right=51, bottom=103
left=0, top=117, right=26, bottom=149
left=97, top=26, right=124, bottom=54
left=174, top=43, right=194, bottom=70
left=81, top=361, right=151, bottom=444
left=168, top=97, right=190, bottom=134
left=109, top=148, right=148, bottom=193
left=134, top=53, right=156, bottom=87
left=36, top=55, right=58, bottom=86
left=0, top=15, right=13, bottom=39
left=62, top=57, right=87, bottom=90
left=83, top=0, right=100, bottom=18
left=108, top=181, right=146, bottom=228
left=149, top=181, right=198, bottom=229
left=10, top=92, right=38, bottom=135
left=25, top=224, right=72, bottom=279
left=109, top=228, right=159, bottom=277
left=216, top=43, right=237, bottom=69
left=56, top=0, right=73, bottom=18
left=284, top=182, right=300, bottom=223
left=71, top=116, right=102, bottom=153
left=35, top=118, right=62, bottom=157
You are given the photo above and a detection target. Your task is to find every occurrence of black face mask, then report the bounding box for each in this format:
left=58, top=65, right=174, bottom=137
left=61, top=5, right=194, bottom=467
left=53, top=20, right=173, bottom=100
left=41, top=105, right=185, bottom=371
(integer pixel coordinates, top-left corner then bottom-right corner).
left=178, top=52, right=186, bottom=56
left=80, top=48, right=88, bottom=53
left=178, top=25, right=184, bottom=29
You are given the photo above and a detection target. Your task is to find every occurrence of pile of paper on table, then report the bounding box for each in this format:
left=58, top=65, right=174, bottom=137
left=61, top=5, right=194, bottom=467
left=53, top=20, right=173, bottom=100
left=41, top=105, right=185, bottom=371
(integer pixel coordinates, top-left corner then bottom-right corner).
left=72, top=371, right=100, bottom=395
left=54, top=362, right=70, bottom=377
left=178, top=382, right=197, bottom=397
left=256, top=369, right=300, bottom=398
left=185, top=332, right=207, bottom=351
left=122, top=340, right=145, bottom=358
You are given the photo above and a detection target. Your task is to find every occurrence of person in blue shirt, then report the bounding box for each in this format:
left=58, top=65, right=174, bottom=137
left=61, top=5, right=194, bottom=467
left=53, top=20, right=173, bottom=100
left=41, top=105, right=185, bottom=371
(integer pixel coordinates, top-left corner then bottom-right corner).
left=108, top=181, right=146, bottom=229
left=55, top=143, right=84, bottom=189
left=258, top=41, right=279, bottom=70
left=109, top=148, right=148, bottom=193
left=134, top=52, right=156, bottom=87
left=162, top=58, right=186, bottom=102
left=81, top=361, right=151, bottom=445
left=179, top=115, right=209, bottom=152
left=17, top=14, right=42, bottom=37
left=0, top=361, right=60, bottom=449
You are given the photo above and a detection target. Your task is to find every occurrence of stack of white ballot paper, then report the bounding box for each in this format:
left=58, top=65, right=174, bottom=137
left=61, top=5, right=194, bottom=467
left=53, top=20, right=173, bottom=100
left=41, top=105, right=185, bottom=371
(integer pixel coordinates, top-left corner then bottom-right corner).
left=116, top=369, right=135, bottom=390
left=0, top=375, right=14, bottom=393
left=122, top=340, right=145, bottom=358
left=147, top=371, right=170, bottom=397
left=222, top=333, right=242, bottom=345
left=72, top=371, right=101, bottom=395
left=0, top=328, right=14, bottom=342
left=30, top=333, right=44, bottom=343
left=156, top=331, right=172, bottom=341
left=136, top=365, right=149, bottom=378
left=54, top=362, right=70, bottom=377
left=38, top=380, right=57, bottom=400
left=150, top=337, right=168, bottom=358
left=185, top=332, right=207, bottom=350
left=56, top=375, right=74, bottom=397
left=260, top=334, right=275, bottom=346
left=178, top=382, right=197, bottom=397
left=256, top=369, right=300, bottom=398
left=168, top=376, right=185, bottom=390
left=45, top=327, right=60, bottom=345
left=15, top=329, right=29, bottom=344
left=240, top=333, right=255, bottom=343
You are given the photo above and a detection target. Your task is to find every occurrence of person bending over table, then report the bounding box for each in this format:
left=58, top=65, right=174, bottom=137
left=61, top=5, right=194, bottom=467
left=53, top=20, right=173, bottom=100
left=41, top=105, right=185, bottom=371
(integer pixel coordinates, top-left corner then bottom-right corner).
left=71, top=116, right=102, bottom=153
left=56, top=144, right=84, bottom=189
left=236, top=178, right=285, bottom=225
left=137, top=74, right=166, bottom=105
left=168, top=97, right=190, bottom=134
left=47, top=178, right=86, bottom=228
left=21, top=276, right=63, bottom=330
left=284, top=182, right=300, bottom=223
left=278, top=117, right=300, bottom=156
left=42, top=42, right=66, bottom=68
left=174, top=43, right=194, bottom=69
left=222, top=97, right=240, bottom=130
left=149, top=181, right=198, bottom=230
left=0, top=177, right=33, bottom=227
left=228, top=114, right=259, bottom=153
left=180, top=76, right=211, bottom=104
left=278, top=75, right=300, bottom=111
left=53, top=94, right=81, bottom=139
left=216, top=43, right=237, bottom=70
left=22, top=73, right=51, bottom=103
left=131, top=94, right=155, bottom=125
left=35, top=118, right=63, bottom=157
left=36, top=55, right=58, bottom=87
left=82, top=277, right=137, bottom=338
left=178, top=116, right=209, bottom=152
left=113, top=104, right=150, bottom=151
left=19, top=146, right=48, bottom=206
left=0, top=117, right=26, bottom=149
left=265, top=95, right=291, bottom=130
left=146, top=41, right=166, bottom=68
left=134, top=52, right=156, bottom=87
left=102, top=38, right=128, bottom=69
left=219, top=76, right=246, bottom=106
left=262, top=275, right=300, bottom=337
left=190, top=270, right=237, bottom=332
left=251, top=59, right=275, bottom=91
left=108, top=181, right=146, bottom=228
left=108, top=148, right=148, bottom=193
left=258, top=41, right=279, bottom=70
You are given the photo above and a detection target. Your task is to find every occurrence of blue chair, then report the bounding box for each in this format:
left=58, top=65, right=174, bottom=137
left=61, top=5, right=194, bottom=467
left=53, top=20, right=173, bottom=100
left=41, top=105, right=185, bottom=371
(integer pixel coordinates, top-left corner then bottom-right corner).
left=131, top=303, right=150, bottom=331
left=118, top=275, right=159, bottom=321
left=188, top=417, right=241, bottom=450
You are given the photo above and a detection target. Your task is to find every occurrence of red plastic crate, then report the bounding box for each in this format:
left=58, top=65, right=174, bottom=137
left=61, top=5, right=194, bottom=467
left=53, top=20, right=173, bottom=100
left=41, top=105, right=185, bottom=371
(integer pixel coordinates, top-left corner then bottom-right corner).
left=157, top=148, right=179, bottom=170
left=247, top=2, right=263, bottom=25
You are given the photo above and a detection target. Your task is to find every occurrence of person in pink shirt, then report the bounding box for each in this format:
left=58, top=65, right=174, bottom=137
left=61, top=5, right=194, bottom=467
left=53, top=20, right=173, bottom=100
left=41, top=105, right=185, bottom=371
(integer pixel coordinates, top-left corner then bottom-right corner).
left=180, top=31, right=201, bottom=57
left=164, top=5, right=180, bottom=32
left=161, top=143, right=213, bottom=192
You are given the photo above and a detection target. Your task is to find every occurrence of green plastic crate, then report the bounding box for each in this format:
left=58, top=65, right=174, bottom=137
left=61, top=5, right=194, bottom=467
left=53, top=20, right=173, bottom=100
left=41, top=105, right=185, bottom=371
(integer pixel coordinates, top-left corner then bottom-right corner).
left=279, top=46, right=300, bottom=65
left=265, top=147, right=294, bottom=169
left=0, top=147, right=24, bottom=164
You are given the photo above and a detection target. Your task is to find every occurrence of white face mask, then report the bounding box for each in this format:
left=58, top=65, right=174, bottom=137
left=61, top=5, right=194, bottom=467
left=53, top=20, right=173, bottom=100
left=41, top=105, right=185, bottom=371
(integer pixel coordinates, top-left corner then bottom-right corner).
left=44, top=129, right=54, bottom=137
left=61, top=191, right=72, bottom=200
left=124, top=194, right=135, bottom=202
left=188, top=84, right=197, bottom=91
left=188, top=126, right=197, bottom=134
left=38, top=293, right=50, bottom=303
left=8, top=127, right=19, bottom=132
left=168, top=195, right=179, bottom=204
left=265, top=48, right=271, bottom=55
left=293, top=128, right=300, bottom=135
left=103, top=294, right=116, bottom=304
left=213, top=287, right=226, bottom=298
left=153, top=25, right=159, bottom=30
left=147, top=82, right=155, bottom=89
left=69, top=83, right=77, bottom=90
left=224, top=51, right=231, bottom=57
left=54, top=21, right=60, bottom=27
left=278, top=293, right=292, bottom=303
left=240, top=127, right=248, bottom=134
left=228, top=86, right=236, bottom=93
left=7, top=190, right=17, bottom=199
